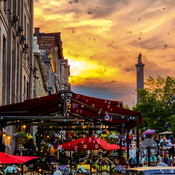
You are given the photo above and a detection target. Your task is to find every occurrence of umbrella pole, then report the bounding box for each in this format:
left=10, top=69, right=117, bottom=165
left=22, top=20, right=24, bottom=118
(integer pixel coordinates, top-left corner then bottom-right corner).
left=136, top=121, right=140, bottom=165
left=0, top=123, right=2, bottom=152
left=70, top=151, right=72, bottom=165
left=38, top=128, right=41, bottom=157
left=119, top=138, right=122, bottom=158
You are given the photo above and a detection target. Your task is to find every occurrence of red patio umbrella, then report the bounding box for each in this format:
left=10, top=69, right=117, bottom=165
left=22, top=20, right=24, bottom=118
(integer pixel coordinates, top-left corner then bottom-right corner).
left=0, top=152, right=39, bottom=164
left=58, top=136, right=125, bottom=151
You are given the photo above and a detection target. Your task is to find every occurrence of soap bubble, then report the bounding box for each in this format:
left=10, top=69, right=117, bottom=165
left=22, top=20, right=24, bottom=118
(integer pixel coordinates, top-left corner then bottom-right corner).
left=92, top=104, right=95, bottom=107
left=138, top=18, right=141, bottom=21
left=72, top=30, right=76, bottom=34
left=158, top=117, right=160, bottom=120
left=153, top=109, right=155, bottom=112
left=69, top=1, right=72, bottom=4
left=74, top=146, right=77, bottom=150
left=95, top=144, right=98, bottom=149
left=107, top=105, right=110, bottom=109
left=81, top=105, right=84, bottom=108
left=126, top=68, right=130, bottom=72
left=81, top=141, right=84, bottom=144
left=75, top=0, right=78, bottom=3
left=88, top=11, right=91, bottom=14
left=88, top=37, right=91, bottom=40
left=58, top=145, right=62, bottom=150
left=104, top=114, right=110, bottom=121
left=93, top=38, right=96, bottom=41
left=154, top=121, right=157, bottom=124
left=118, top=64, right=122, bottom=67
left=122, top=123, right=125, bottom=127
left=163, top=7, right=166, bottom=10
left=138, top=37, right=142, bottom=40
left=86, top=99, right=88, bottom=102
left=83, top=144, right=87, bottom=149
left=164, top=44, right=168, bottom=47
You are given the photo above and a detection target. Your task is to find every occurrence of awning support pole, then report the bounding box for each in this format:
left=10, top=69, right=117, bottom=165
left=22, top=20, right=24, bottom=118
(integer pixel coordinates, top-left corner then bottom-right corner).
left=126, top=125, right=129, bottom=160
left=136, top=120, right=139, bottom=164
left=0, top=123, right=2, bottom=152
left=38, top=128, right=41, bottom=157
left=63, top=92, right=68, bottom=117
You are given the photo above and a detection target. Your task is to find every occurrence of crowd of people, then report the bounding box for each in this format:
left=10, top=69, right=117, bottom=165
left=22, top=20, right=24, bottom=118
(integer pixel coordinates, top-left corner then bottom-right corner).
left=49, top=132, right=175, bottom=175
left=52, top=152, right=127, bottom=175
left=124, top=133, right=175, bottom=167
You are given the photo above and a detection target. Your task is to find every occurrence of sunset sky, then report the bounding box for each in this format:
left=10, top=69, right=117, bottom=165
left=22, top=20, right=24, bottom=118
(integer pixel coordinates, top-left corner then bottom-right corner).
left=34, top=0, right=175, bottom=108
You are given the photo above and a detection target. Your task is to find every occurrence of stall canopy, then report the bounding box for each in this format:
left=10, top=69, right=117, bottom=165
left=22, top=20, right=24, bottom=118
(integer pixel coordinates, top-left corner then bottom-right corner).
left=143, top=129, right=155, bottom=135
left=0, top=91, right=142, bottom=130
left=57, top=136, right=126, bottom=151
left=0, top=152, right=38, bottom=164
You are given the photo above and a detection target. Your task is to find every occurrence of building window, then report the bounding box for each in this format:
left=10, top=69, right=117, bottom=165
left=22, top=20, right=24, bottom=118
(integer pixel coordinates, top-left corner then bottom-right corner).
left=24, top=76, right=26, bottom=100
left=2, top=36, right=6, bottom=105
left=16, top=43, right=19, bottom=103
left=24, top=15, right=26, bottom=36
left=13, top=0, right=16, bottom=16
left=3, top=1, right=7, bottom=11
left=27, top=81, right=29, bottom=99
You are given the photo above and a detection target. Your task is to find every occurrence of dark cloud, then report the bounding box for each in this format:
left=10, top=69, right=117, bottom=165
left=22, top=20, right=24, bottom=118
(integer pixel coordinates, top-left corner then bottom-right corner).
left=130, top=36, right=164, bottom=51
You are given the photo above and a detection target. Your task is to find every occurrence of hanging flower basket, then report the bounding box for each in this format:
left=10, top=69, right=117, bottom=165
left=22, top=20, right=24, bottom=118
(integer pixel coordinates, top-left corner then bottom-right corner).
left=4, top=165, right=20, bottom=175
left=112, top=165, right=126, bottom=175
left=12, top=131, right=33, bottom=144
left=76, top=166, right=90, bottom=175
left=106, top=138, right=117, bottom=144
left=16, top=137, right=27, bottom=144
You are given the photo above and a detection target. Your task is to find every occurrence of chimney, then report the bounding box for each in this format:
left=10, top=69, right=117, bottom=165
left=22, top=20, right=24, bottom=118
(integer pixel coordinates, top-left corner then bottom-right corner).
left=34, top=28, right=40, bottom=36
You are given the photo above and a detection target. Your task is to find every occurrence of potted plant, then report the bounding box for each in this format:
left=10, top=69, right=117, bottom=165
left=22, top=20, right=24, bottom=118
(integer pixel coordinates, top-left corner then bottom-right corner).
left=106, top=131, right=119, bottom=144
left=40, top=142, right=53, bottom=162
left=76, top=166, right=90, bottom=175
left=12, top=131, right=33, bottom=144
left=112, top=165, right=126, bottom=175
left=58, top=165, right=70, bottom=175
left=4, top=165, right=20, bottom=175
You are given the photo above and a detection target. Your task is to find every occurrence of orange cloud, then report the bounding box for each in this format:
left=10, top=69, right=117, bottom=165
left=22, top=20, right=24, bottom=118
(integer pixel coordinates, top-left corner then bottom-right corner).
left=34, top=0, right=175, bottom=107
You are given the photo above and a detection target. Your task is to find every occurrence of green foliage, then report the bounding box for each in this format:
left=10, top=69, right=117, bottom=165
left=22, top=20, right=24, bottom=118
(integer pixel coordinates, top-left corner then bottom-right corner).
left=123, top=104, right=130, bottom=109
left=167, top=115, right=175, bottom=133
left=133, top=76, right=175, bottom=133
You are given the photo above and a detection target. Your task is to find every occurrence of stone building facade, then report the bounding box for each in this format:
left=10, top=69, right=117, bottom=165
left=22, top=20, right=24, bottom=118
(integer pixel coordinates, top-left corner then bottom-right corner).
left=0, top=1, right=8, bottom=106
left=34, top=28, right=70, bottom=91
left=0, top=0, right=34, bottom=106
left=0, top=0, right=34, bottom=154
left=33, top=36, right=48, bottom=98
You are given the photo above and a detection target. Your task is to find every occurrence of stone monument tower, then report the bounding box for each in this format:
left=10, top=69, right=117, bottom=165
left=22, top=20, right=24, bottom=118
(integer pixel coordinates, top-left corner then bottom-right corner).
left=135, top=53, right=145, bottom=102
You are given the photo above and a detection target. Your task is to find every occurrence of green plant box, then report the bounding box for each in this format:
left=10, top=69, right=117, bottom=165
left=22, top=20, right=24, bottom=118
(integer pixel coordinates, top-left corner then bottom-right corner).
left=16, top=137, right=27, bottom=144
left=106, top=138, right=117, bottom=144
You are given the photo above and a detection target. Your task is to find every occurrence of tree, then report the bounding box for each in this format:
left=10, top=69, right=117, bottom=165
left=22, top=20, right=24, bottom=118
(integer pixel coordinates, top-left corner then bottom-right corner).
left=133, top=76, right=175, bottom=133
